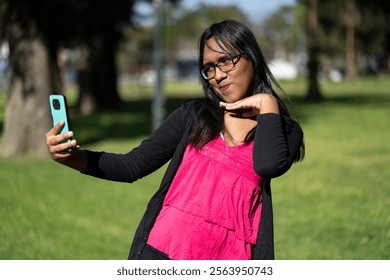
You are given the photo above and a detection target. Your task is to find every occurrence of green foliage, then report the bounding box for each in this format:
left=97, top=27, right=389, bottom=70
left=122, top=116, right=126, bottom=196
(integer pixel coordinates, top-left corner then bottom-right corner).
left=168, top=5, right=250, bottom=39
left=0, top=77, right=389, bottom=259
left=261, top=5, right=304, bottom=57
left=119, top=4, right=251, bottom=73
left=355, top=0, right=389, bottom=54
left=295, top=0, right=389, bottom=73
left=2, top=0, right=135, bottom=44
left=0, top=0, right=6, bottom=40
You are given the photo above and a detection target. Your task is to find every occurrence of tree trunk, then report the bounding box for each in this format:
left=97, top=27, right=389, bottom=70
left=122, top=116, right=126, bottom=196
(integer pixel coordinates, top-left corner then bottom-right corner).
left=76, top=44, right=96, bottom=115
left=306, top=0, right=322, bottom=102
left=345, top=0, right=357, bottom=80
left=1, top=21, right=60, bottom=157
left=77, top=27, right=123, bottom=115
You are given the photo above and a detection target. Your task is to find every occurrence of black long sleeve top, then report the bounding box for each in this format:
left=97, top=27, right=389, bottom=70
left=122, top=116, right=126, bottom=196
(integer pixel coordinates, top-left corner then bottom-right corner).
left=81, top=99, right=303, bottom=259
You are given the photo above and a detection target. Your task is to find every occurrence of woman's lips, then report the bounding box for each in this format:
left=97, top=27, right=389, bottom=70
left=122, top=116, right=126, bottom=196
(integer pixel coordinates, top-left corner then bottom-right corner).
left=220, top=84, right=230, bottom=91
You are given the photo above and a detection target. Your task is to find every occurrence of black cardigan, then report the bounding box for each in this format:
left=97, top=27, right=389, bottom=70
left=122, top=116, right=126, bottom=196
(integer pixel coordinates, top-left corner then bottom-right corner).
left=82, top=99, right=303, bottom=259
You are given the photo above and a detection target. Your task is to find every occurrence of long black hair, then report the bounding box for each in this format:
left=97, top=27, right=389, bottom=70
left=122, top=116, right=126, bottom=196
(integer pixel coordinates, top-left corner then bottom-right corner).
left=188, top=19, right=304, bottom=162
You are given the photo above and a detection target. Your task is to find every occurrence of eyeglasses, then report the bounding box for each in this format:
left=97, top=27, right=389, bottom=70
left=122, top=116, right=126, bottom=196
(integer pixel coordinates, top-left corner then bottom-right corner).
left=201, top=53, right=244, bottom=80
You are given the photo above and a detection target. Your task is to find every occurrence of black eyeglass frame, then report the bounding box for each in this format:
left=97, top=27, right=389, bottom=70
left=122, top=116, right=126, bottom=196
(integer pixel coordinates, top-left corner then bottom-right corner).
left=201, top=53, right=245, bottom=80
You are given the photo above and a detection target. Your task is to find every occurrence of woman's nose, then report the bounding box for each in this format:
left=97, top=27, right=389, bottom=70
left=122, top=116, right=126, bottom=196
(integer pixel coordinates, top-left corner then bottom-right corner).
left=213, top=67, right=227, bottom=80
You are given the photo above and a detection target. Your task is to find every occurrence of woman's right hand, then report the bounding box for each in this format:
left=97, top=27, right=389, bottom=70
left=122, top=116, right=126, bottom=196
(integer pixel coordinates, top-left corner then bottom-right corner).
left=45, top=121, right=79, bottom=163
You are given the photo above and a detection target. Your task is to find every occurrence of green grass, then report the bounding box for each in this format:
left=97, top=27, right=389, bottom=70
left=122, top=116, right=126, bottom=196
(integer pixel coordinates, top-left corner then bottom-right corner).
left=0, top=76, right=389, bottom=259
left=274, top=77, right=390, bottom=259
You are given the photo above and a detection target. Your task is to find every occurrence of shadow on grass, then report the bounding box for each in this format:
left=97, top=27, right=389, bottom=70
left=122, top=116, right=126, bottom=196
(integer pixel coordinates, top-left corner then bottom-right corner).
left=70, top=97, right=194, bottom=146
left=1, top=92, right=388, bottom=147
left=75, top=92, right=390, bottom=146
left=286, top=93, right=390, bottom=124
left=291, top=93, right=390, bottom=106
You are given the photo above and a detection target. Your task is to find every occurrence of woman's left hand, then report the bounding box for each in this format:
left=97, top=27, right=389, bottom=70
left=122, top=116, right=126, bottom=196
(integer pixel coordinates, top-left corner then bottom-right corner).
left=219, top=93, right=280, bottom=117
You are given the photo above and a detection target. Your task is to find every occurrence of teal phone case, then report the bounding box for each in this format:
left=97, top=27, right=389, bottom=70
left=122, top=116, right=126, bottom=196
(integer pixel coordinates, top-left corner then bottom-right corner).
left=49, top=94, right=72, bottom=142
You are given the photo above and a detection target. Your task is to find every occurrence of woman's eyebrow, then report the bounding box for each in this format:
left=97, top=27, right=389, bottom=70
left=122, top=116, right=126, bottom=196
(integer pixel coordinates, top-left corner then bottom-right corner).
left=203, top=54, right=228, bottom=66
left=202, top=62, right=214, bottom=67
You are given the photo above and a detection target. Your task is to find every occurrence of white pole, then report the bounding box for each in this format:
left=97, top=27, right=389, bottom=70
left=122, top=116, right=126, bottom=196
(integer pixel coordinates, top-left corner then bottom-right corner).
left=152, top=0, right=165, bottom=130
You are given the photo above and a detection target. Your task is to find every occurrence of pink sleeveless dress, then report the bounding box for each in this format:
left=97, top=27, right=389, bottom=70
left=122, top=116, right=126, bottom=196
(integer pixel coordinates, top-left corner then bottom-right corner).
left=147, top=136, right=263, bottom=259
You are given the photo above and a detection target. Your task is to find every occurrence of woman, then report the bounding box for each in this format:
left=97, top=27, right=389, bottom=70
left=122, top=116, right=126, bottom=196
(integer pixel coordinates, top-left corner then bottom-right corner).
left=46, top=19, right=304, bottom=260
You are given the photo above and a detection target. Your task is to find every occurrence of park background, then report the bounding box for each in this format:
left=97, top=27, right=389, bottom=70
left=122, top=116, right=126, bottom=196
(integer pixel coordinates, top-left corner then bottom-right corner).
left=0, top=0, right=389, bottom=259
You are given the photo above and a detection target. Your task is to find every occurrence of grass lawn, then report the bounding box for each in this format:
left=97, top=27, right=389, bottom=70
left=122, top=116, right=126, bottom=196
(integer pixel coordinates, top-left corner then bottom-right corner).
left=0, top=76, right=389, bottom=259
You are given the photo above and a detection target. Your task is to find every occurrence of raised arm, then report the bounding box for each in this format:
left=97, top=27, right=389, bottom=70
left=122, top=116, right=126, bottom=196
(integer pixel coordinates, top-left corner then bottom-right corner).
left=45, top=103, right=192, bottom=183
left=253, top=113, right=303, bottom=178
left=220, top=93, right=303, bottom=178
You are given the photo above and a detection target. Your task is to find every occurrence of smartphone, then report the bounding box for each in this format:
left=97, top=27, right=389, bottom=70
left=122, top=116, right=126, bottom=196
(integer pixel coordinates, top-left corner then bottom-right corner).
left=49, top=94, right=72, bottom=145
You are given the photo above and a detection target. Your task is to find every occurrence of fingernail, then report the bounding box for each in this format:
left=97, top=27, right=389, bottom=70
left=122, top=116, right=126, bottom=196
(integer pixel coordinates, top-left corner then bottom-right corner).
left=68, top=131, right=73, bottom=137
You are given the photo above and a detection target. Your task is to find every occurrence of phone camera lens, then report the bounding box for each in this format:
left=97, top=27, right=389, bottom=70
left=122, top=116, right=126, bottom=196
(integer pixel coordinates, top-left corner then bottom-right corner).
left=53, top=99, right=61, bottom=110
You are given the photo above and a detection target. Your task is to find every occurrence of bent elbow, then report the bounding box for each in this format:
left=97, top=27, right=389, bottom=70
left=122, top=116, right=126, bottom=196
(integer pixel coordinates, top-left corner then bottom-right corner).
left=254, top=160, right=290, bottom=179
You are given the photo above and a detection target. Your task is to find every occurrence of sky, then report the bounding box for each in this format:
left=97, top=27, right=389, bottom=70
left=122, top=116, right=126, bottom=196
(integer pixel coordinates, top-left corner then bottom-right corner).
left=135, top=0, right=296, bottom=25
left=180, top=0, right=296, bottom=23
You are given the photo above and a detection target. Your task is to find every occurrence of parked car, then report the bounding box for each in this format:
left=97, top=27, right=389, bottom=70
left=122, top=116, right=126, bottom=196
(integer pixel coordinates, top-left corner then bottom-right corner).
left=138, top=67, right=177, bottom=86
left=268, top=59, right=298, bottom=80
